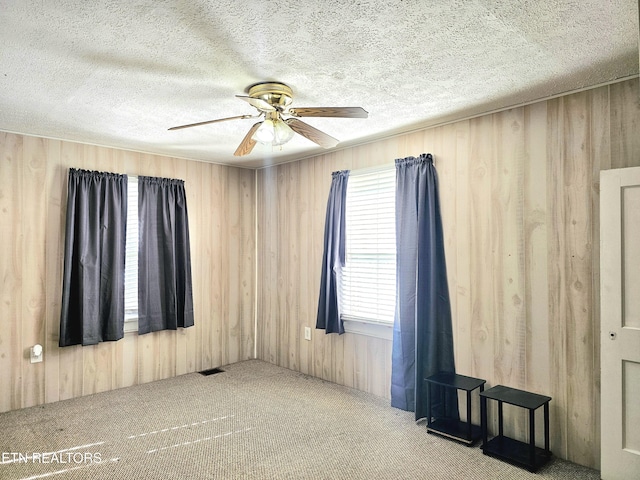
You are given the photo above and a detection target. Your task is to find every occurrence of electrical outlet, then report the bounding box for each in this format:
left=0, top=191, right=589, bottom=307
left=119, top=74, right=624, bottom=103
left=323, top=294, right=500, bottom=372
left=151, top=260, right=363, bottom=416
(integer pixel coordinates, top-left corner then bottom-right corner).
left=304, top=327, right=311, bottom=341
left=30, top=344, right=43, bottom=363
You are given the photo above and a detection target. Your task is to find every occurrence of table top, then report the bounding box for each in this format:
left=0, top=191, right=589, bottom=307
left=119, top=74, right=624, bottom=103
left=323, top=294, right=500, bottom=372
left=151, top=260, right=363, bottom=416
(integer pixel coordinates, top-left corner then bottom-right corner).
left=480, top=385, right=551, bottom=409
left=425, top=372, right=486, bottom=391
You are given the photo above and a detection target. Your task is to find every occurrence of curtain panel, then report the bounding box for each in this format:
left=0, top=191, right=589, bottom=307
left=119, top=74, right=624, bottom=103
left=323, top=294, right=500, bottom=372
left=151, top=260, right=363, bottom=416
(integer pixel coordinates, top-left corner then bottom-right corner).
left=59, top=169, right=127, bottom=347
left=138, top=176, right=194, bottom=335
left=316, top=170, right=350, bottom=334
left=391, top=154, right=458, bottom=422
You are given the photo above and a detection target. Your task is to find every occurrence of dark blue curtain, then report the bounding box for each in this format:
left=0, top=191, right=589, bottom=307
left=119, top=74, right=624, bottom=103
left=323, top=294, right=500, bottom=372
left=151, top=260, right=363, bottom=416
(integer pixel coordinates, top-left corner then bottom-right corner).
left=316, top=170, right=349, bottom=334
left=391, top=154, right=458, bottom=422
left=138, top=176, right=194, bottom=335
left=59, top=169, right=127, bottom=346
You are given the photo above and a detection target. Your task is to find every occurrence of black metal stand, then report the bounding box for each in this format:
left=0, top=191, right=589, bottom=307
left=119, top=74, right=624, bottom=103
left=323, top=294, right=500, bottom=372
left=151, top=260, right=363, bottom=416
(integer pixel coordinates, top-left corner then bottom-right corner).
left=480, top=385, right=552, bottom=472
left=425, top=372, right=486, bottom=445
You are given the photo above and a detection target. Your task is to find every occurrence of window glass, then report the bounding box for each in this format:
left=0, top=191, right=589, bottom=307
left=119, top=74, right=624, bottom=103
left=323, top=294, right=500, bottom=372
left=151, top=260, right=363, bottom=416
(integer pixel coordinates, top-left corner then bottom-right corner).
left=124, top=176, right=138, bottom=328
left=341, top=168, right=396, bottom=324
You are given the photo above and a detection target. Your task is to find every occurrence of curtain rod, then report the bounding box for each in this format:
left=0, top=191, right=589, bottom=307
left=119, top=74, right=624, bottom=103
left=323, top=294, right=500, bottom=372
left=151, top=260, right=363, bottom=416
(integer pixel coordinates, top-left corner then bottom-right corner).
left=348, top=163, right=395, bottom=176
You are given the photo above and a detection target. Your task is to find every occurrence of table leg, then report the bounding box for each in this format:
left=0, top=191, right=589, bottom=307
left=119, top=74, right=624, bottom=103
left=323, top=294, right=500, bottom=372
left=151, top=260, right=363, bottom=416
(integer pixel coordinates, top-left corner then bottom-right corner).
left=544, top=402, right=550, bottom=455
left=498, top=401, right=503, bottom=438
left=466, top=390, right=472, bottom=440
left=481, top=396, right=488, bottom=449
left=426, top=381, right=431, bottom=427
left=529, top=408, right=536, bottom=469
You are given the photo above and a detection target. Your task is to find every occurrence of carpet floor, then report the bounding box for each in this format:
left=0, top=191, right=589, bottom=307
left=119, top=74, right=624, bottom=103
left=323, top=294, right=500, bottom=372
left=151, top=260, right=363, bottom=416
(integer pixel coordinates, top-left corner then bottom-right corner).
left=0, top=360, right=600, bottom=479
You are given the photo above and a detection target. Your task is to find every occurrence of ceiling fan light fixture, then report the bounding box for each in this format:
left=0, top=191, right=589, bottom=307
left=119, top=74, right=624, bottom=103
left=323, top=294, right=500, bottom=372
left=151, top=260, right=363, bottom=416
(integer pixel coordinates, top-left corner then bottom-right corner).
left=252, top=118, right=295, bottom=146
left=252, top=119, right=275, bottom=143
left=272, top=118, right=295, bottom=146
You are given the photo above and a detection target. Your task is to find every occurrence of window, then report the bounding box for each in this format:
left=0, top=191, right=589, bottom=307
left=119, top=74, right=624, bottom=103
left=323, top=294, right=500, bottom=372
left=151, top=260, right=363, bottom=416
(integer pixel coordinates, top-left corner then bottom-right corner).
left=124, top=176, right=138, bottom=332
left=341, top=167, right=396, bottom=337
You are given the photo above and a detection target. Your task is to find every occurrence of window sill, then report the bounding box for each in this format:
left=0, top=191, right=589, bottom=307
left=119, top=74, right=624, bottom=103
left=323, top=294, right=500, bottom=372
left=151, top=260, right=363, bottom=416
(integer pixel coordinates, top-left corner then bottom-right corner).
left=124, top=314, right=138, bottom=334
left=342, top=317, right=393, bottom=341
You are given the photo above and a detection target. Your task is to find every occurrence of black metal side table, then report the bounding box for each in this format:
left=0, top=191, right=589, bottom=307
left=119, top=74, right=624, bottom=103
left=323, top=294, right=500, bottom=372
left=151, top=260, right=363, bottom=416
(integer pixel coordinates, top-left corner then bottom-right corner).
left=480, top=385, right=552, bottom=472
left=425, top=372, right=486, bottom=445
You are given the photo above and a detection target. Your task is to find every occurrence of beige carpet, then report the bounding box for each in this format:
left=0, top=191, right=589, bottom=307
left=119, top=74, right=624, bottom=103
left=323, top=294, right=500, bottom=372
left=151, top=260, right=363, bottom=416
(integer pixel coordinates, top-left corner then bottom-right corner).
left=0, top=360, right=599, bottom=479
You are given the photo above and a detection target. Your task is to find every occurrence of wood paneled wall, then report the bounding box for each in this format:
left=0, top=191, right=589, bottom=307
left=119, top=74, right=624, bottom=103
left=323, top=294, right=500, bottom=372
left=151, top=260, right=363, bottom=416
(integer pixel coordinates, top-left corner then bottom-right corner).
left=256, top=77, right=640, bottom=469
left=0, top=135, right=255, bottom=413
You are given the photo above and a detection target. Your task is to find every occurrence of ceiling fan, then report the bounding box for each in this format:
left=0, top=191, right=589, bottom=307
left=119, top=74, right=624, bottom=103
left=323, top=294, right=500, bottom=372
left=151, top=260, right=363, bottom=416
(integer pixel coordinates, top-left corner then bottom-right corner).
left=168, top=82, right=368, bottom=156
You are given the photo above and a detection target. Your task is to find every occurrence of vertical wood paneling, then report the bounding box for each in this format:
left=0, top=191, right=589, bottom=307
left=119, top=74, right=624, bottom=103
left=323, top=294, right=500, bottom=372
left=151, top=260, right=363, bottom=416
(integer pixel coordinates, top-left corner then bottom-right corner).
left=435, top=124, right=459, bottom=373
left=118, top=334, right=138, bottom=388
left=492, top=109, right=527, bottom=440
left=213, top=165, right=228, bottom=367
left=44, top=139, right=63, bottom=404
left=523, top=101, right=552, bottom=445
left=185, top=160, right=202, bottom=375
left=0, top=133, right=23, bottom=411
left=274, top=164, right=287, bottom=368
left=492, top=108, right=526, bottom=390
left=563, top=91, right=596, bottom=464
left=468, top=114, right=495, bottom=383
left=367, top=336, right=388, bottom=398
left=312, top=154, right=330, bottom=381
left=200, top=162, right=214, bottom=370
left=453, top=120, right=473, bottom=379
left=352, top=335, right=368, bottom=392
left=21, top=136, right=47, bottom=407
left=523, top=101, right=550, bottom=395
left=226, top=166, right=250, bottom=364
left=137, top=324, right=156, bottom=384
left=546, top=96, right=570, bottom=460
left=610, top=78, right=640, bottom=169
left=257, top=166, right=279, bottom=364
left=286, top=161, right=300, bottom=371
left=239, top=168, right=255, bottom=361
left=298, top=159, right=313, bottom=375
left=309, top=156, right=325, bottom=380
left=588, top=85, right=611, bottom=469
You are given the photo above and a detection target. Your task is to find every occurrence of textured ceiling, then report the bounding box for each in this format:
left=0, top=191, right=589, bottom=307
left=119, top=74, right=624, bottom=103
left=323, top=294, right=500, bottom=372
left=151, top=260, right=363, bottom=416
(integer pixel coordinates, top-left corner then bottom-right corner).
left=0, top=0, right=638, bottom=168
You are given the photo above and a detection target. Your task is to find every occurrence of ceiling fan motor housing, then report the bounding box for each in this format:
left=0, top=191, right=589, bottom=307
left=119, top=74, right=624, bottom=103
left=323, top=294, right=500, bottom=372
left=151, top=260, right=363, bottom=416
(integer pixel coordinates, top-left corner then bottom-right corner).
left=248, top=82, right=293, bottom=109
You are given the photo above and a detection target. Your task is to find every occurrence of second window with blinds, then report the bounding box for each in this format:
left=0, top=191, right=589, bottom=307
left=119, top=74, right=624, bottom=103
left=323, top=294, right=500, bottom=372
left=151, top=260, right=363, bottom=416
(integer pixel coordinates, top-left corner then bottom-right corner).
left=341, top=167, right=395, bottom=339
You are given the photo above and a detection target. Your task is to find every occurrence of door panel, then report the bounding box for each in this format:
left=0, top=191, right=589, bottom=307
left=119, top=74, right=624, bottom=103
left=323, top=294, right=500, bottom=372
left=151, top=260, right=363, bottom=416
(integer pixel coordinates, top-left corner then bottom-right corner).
left=623, top=360, right=640, bottom=453
left=600, top=167, right=640, bottom=480
left=623, top=185, right=640, bottom=328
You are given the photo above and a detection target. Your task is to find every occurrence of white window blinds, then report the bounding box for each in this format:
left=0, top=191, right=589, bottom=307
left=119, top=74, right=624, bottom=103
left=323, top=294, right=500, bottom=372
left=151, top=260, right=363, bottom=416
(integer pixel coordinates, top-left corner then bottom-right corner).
left=341, top=167, right=396, bottom=324
left=124, top=176, right=138, bottom=319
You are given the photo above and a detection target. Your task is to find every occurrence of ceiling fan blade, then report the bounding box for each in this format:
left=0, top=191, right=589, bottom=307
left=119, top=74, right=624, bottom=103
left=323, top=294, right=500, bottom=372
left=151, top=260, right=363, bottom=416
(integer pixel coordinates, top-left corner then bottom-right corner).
left=236, top=95, right=276, bottom=112
left=234, top=122, right=262, bottom=156
left=168, top=114, right=255, bottom=131
left=285, top=118, right=339, bottom=149
left=288, top=107, right=368, bottom=118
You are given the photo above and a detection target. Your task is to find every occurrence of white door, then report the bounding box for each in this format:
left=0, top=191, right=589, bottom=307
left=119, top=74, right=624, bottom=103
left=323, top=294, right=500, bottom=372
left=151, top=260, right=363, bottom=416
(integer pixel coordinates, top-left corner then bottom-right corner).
left=601, top=167, right=640, bottom=479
